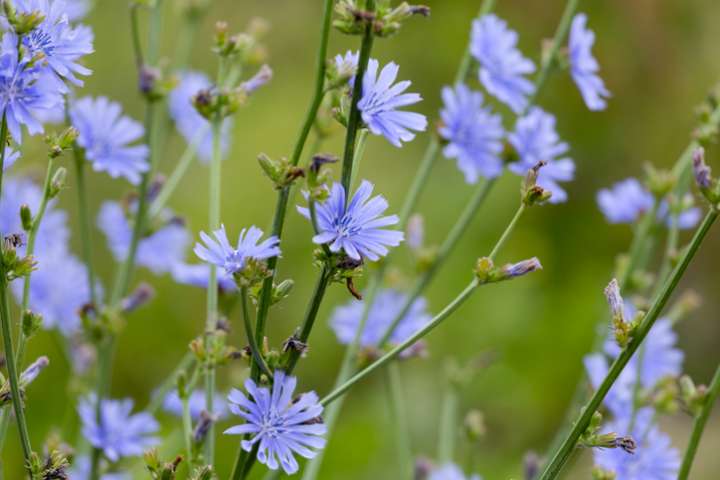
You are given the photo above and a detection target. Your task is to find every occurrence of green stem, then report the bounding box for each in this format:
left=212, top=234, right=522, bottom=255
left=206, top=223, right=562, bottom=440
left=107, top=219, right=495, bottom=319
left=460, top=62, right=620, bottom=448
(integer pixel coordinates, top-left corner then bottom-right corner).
left=339, top=0, right=376, bottom=194
left=146, top=353, right=195, bottom=415
left=251, top=0, right=335, bottom=382
left=678, top=364, right=720, bottom=480
left=147, top=132, right=201, bottom=219
left=618, top=201, right=659, bottom=290
left=72, top=145, right=98, bottom=307
left=538, top=208, right=718, bottom=480
left=182, top=366, right=200, bottom=467
left=386, top=363, right=412, bottom=479
left=437, top=383, right=459, bottom=464
left=349, top=129, right=369, bottom=191
left=321, top=279, right=480, bottom=406
left=488, top=204, right=525, bottom=261
left=285, top=266, right=332, bottom=373
left=240, top=286, right=273, bottom=379
left=15, top=158, right=55, bottom=365
left=377, top=179, right=494, bottom=347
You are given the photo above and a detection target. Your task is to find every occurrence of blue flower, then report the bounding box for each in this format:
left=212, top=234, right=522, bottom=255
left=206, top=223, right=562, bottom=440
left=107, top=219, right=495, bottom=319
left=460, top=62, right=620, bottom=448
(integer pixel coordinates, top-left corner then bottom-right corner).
left=0, top=33, right=65, bottom=142
left=329, top=288, right=431, bottom=351
left=471, top=14, right=535, bottom=113
left=594, top=408, right=680, bottom=480
left=334, top=50, right=359, bottom=81
left=13, top=0, right=94, bottom=86
left=168, top=71, right=232, bottom=162
left=358, top=59, right=427, bottom=147
left=2, top=147, right=20, bottom=170
left=171, top=262, right=238, bottom=292
left=439, top=84, right=504, bottom=183
left=224, top=370, right=326, bottom=475
left=69, top=456, right=129, bottom=480
left=162, top=389, right=227, bottom=420
left=597, top=178, right=654, bottom=224
left=11, top=252, right=95, bottom=335
left=70, top=96, right=149, bottom=184
left=97, top=201, right=190, bottom=275
left=428, top=463, right=482, bottom=480
left=657, top=198, right=701, bottom=230
left=297, top=180, right=404, bottom=261
left=64, top=0, right=92, bottom=21
left=569, top=14, right=610, bottom=111
left=79, top=396, right=159, bottom=462
left=508, top=107, right=575, bottom=203
left=194, top=225, right=280, bottom=275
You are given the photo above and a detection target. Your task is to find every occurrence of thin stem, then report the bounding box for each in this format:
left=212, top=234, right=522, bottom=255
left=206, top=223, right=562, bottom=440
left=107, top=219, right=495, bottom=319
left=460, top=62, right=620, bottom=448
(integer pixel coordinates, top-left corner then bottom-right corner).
left=251, top=0, right=335, bottom=381
left=349, top=128, right=369, bottom=191
left=182, top=366, right=200, bottom=467
left=147, top=132, right=201, bottom=219
left=386, top=363, right=412, bottom=479
left=72, top=145, right=98, bottom=307
left=437, top=383, right=459, bottom=464
left=339, top=0, right=376, bottom=194
left=618, top=201, right=659, bottom=290
left=538, top=208, right=718, bottom=480
left=678, top=364, right=720, bottom=480
left=321, top=279, right=480, bottom=406
left=130, top=4, right=144, bottom=68
left=146, top=353, right=195, bottom=415
left=285, top=266, right=332, bottom=373
left=240, top=286, right=273, bottom=379
left=15, top=158, right=55, bottom=365
left=488, top=204, right=526, bottom=261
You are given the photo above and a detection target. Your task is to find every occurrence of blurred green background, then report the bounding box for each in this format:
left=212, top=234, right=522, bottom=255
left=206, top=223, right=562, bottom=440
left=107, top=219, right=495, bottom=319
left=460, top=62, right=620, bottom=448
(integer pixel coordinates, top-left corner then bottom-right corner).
left=5, top=0, right=720, bottom=478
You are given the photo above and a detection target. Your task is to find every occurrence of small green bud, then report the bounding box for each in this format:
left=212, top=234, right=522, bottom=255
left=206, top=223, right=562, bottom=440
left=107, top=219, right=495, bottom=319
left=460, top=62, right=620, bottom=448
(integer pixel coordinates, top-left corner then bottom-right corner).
left=22, top=310, right=42, bottom=338
left=48, top=167, right=67, bottom=198
left=474, top=257, right=494, bottom=283
left=20, top=204, right=33, bottom=231
left=45, top=127, right=79, bottom=158
left=522, top=161, right=552, bottom=206
left=463, top=409, right=486, bottom=441
left=271, top=279, right=294, bottom=305
left=4, top=1, right=45, bottom=35
left=644, top=163, right=676, bottom=197
left=592, top=466, right=617, bottom=480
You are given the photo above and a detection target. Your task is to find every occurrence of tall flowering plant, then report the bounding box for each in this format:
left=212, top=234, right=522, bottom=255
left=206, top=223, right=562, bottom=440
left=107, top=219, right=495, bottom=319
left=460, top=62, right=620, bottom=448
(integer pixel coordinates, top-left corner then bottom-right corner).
left=0, top=1, right=718, bottom=480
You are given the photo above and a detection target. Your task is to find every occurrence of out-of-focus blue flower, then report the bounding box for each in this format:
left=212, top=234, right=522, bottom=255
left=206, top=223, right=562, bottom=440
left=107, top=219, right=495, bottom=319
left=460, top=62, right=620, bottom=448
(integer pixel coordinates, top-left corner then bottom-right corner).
left=70, top=96, right=149, bottom=184
left=171, top=262, right=238, bottom=292
left=569, top=13, right=610, bottom=111
left=509, top=107, right=575, bottom=203
left=358, top=59, right=427, bottom=147
left=3, top=147, right=20, bottom=170
left=65, top=0, right=92, bottom=21
left=334, top=50, right=359, bottom=81
left=329, top=288, right=431, bottom=350
left=168, top=71, right=232, bottom=162
left=13, top=0, right=94, bottom=86
left=225, top=370, right=326, bottom=475
left=298, top=181, right=404, bottom=261
left=162, top=389, right=227, bottom=420
left=597, top=178, right=654, bottom=224
left=11, top=252, right=95, bottom=335
left=69, top=456, right=130, bottom=480
left=594, top=408, right=680, bottom=480
left=194, top=225, right=280, bottom=275
left=0, top=34, right=65, bottom=142
left=97, top=201, right=190, bottom=275
left=657, top=199, right=701, bottom=230
left=0, top=177, right=69, bottom=256
left=428, top=463, right=482, bottom=480
left=471, top=14, right=535, bottom=113
left=439, top=84, right=504, bottom=183
left=79, top=395, right=159, bottom=462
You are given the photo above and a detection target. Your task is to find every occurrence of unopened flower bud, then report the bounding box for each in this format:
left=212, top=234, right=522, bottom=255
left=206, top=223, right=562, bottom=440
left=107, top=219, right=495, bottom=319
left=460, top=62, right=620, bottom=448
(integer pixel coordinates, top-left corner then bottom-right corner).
left=20, top=204, right=33, bottom=231
left=498, top=257, right=543, bottom=279
left=121, top=282, right=155, bottom=313
left=45, top=127, right=79, bottom=158
left=604, top=279, right=624, bottom=323
left=272, top=279, right=294, bottom=305
left=522, top=161, right=552, bottom=206
left=463, top=409, right=486, bottom=440
left=592, top=466, right=616, bottom=480
left=49, top=167, right=67, bottom=198
left=693, top=147, right=712, bottom=189
left=406, top=214, right=424, bottom=251
left=474, top=257, right=494, bottom=283
left=523, top=451, right=541, bottom=480
left=20, top=356, right=49, bottom=386
left=22, top=310, right=42, bottom=338
left=193, top=410, right=216, bottom=444
left=241, top=64, right=272, bottom=93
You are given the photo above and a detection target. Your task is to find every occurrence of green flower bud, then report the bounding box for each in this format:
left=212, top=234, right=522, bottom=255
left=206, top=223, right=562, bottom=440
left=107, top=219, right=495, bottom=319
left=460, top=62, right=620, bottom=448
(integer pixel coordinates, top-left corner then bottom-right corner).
left=20, top=204, right=33, bottom=231
left=22, top=310, right=42, bottom=338
left=49, top=167, right=67, bottom=198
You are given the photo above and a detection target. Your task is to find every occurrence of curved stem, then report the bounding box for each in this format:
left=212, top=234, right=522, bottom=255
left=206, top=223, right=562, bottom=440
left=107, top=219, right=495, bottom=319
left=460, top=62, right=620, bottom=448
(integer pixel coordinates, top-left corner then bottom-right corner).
left=678, top=364, right=720, bottom=480
left=386, top=363, right=412, bottom=479
left=538, top=209, right=718, bottom=480
left=339, top=0, right=376, bottom=194
left=252, top=0, right=335, bottom=381
left=488, top=203, right=525, bottom=260
left=240, top=286, right=273, bottom=379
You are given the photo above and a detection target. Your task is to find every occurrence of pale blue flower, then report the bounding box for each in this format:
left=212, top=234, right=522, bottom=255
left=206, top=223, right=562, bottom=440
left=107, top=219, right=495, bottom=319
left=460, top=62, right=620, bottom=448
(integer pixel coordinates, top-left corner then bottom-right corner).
left=569, top=13, right=610, bottom=111
left=429, top=463, right=482, bottom=480
left=0, top=33, right=65, bottom=142
left=194, top=225, right=280, bottom=275
left=2, top=147, right=20, bottom=170
left=509, top=107, right=575, bottom=203
left=97, top=201, right=190, bottom=275
left=358, top=59, right=427, bottom=147
left=329, top=288, right=431, bottom=350
left=594, top=408, right=680, bottom=480
left=65, top=0, right=92, bottom=21
left=471, top=14, right=535, bottom=113
left=171, top=262, right=238, bottom=292
left=439, top=84, right=504, bottom=183
left=13, top=0, right=94, bottom=85
left=657, top=199, right=701, bottom=230
left=334, top=50, right=359, bottom=80
left=597, top=178, right=654, bottom=224
left=70, top=456, right=129, bottom=480
left=79, top=396, right=159, bottom=462
left=70, top=96, right=149, bottom=184
left=168, top=71, right=232, bottom=162
left=297, top=180, right=404, bottom=261
left=225, top=370, right=326, bottom=475
left=162, top=389, right=227, bottom=420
